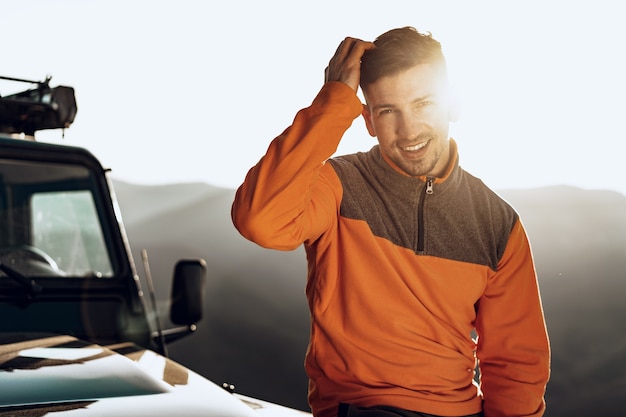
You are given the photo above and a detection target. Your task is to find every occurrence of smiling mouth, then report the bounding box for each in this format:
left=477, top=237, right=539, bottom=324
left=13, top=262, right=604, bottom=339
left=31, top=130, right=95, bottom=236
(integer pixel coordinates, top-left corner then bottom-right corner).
left=403, top=140, right=430, bottom=152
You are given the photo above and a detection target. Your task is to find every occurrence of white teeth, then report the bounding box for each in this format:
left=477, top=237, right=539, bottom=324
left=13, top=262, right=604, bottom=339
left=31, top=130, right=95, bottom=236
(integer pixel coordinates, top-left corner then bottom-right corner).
left=404, top=141, right=428, bottom=151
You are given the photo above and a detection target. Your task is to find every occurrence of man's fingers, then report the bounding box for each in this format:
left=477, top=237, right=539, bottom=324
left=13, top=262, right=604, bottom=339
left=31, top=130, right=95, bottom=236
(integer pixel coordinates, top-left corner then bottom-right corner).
left=335, top=37, right=359, bottom=61
left=325, top=37, right=375, bottom=90
left=334, top=37, right=372, bottom=68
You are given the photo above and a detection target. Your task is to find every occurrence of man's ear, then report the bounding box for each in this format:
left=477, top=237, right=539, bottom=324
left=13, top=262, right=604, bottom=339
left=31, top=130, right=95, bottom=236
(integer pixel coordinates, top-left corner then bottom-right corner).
left=362, top=104, right=377, bottom=137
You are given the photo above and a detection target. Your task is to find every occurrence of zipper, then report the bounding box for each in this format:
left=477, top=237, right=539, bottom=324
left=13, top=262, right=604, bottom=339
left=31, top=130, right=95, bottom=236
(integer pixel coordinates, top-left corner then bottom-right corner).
left=416, top=176, right=434, bottom=253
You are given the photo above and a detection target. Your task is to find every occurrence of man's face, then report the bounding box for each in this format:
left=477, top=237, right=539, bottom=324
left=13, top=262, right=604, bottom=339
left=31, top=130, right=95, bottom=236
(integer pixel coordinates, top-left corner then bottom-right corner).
left=362, top=63, right=454, bottom=178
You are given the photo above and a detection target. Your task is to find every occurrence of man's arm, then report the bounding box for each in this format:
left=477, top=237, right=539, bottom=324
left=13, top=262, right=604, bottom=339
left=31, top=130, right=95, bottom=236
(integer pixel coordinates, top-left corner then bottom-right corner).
left=231, top=38, right=373, bottom=250
left=475, top=219, right=551, bottom=416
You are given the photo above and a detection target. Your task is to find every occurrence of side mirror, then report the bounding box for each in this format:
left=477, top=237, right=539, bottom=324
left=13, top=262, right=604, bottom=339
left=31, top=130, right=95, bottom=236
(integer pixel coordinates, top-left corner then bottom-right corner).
left=169, top=259, right=206, bottom=326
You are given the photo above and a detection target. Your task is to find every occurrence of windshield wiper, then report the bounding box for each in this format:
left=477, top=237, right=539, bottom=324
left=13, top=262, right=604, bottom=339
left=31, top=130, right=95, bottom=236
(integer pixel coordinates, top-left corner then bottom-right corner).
left=0, top=261, right=43, bottom=298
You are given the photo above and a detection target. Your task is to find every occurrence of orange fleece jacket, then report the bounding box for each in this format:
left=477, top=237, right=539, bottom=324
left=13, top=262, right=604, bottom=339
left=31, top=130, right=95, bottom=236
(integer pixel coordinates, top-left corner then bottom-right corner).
left=232, top=82, right=550, bottom=417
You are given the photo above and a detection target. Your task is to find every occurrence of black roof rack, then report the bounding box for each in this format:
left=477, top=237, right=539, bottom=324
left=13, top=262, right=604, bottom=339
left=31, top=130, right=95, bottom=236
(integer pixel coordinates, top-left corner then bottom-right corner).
left=0, top=75, right=77, bottom=137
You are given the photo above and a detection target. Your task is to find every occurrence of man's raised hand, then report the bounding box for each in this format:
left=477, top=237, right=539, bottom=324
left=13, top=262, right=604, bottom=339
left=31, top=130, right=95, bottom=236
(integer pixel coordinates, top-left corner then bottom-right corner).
left=324, top=37, right=375, bottom=92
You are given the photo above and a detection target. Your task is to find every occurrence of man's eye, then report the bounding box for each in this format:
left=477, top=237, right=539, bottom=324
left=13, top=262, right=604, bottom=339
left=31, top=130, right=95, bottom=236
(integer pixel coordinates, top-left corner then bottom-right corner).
left=416, top=101, right=432, bottom=109
left=378, top=109, right=393, bottom=116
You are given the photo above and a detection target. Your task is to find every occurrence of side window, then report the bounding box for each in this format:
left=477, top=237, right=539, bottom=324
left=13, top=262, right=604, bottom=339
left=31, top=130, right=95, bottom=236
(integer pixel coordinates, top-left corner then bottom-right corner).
left=32, top=190, right=113, bottom=277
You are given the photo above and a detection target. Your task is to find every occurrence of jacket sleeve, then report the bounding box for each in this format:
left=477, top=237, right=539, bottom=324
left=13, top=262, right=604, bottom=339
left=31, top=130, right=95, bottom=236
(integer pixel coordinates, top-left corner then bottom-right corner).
left=231, top=82, right=363, bottom=250
left=476, top=219, right=551, bottom=417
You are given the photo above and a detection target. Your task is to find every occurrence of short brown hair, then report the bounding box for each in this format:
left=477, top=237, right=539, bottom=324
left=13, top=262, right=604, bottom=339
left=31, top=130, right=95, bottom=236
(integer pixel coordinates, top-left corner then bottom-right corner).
left=360, top=27, right=447, bottom=88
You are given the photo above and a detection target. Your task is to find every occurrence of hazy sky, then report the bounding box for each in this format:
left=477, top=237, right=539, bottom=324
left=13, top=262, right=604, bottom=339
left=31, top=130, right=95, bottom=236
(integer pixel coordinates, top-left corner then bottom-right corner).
left=3, top=1, right=625, bottom=195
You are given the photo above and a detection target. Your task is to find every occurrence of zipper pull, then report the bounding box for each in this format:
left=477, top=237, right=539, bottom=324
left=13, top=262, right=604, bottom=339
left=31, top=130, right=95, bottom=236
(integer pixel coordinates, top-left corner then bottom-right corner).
left=425, top=177, right=434, bottom=195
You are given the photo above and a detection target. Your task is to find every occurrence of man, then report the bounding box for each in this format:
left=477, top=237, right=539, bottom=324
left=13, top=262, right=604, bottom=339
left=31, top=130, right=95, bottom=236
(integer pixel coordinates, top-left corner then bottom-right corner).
left=232, top=27, right=550, bottom=417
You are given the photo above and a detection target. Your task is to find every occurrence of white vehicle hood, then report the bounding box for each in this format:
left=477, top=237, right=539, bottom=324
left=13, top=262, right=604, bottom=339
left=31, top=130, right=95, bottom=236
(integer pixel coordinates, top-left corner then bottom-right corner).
left=0, top=334, right=310, bottom=416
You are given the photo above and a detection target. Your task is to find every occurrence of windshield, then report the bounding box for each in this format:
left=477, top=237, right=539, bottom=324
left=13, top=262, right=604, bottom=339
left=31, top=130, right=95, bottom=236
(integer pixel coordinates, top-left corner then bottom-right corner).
left=0, top=158, right=114, bottom=278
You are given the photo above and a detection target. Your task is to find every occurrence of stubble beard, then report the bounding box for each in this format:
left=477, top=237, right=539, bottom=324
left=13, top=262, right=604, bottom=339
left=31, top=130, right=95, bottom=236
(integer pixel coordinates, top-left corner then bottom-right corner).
left=398, top=134, right=441, bottom=177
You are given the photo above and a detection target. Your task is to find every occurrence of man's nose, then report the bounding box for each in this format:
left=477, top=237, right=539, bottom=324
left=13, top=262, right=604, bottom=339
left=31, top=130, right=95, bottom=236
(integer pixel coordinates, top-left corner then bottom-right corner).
left=397, top=113, right=420, bottom=139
